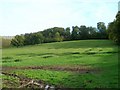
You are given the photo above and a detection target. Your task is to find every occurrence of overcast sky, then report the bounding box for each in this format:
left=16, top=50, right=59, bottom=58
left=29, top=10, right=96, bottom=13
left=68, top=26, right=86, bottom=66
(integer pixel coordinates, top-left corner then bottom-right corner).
left=0, top=0, right=119, bottom=36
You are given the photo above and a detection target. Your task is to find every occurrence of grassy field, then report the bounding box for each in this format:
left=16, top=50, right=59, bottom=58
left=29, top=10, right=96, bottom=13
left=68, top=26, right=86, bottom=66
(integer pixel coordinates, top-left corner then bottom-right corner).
left=1, top=40, right=119, bottom=88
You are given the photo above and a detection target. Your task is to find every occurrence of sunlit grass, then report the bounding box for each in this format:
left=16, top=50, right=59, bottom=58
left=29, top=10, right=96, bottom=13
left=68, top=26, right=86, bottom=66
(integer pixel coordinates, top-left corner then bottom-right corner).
left=2, top=40, right=118, bottom=88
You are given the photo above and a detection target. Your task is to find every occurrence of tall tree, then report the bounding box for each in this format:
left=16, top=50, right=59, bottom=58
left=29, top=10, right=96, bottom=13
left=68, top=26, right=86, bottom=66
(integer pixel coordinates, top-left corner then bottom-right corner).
left=97, top=22, right=107, bottom=39
left=32, top=32, right=44, bottom=44
left=24, top=33, right=34, bottom=45
left=54, top=32, right=62, bottom=42
left=107, top=11, right=120, bottom=45
left=64, top=27, right=71, bottom=40
left=71, top=26, right=79, bottom=40
left=11, top=35, right=24, bottom=47
left=87, top=27, right=97, bottom=39
left=79, top=25, right=89, bottom=39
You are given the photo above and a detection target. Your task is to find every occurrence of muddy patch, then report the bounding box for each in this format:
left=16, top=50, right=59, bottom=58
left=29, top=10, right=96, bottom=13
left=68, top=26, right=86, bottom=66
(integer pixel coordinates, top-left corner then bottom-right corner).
left=2, top=65, right=100, bottom=74
left=27, top=65, right=100, bottom=74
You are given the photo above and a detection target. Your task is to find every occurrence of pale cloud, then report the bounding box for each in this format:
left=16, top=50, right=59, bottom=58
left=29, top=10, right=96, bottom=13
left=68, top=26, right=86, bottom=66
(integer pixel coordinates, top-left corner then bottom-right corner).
left=0, top=0, right=119, bottom=36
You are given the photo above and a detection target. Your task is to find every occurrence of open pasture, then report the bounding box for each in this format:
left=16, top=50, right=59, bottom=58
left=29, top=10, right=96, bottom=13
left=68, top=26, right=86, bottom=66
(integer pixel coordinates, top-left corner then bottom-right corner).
left=1, top=40, right=119, bottom=88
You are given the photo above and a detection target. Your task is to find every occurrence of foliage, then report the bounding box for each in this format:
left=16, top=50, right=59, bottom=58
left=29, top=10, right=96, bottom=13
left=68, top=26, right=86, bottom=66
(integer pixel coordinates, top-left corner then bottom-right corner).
left=79, top=25, right=89, bottom=39
left=54, top=32, right=63, bottom=42
left=41, top=27, right=65, bottom=42
left=11, top=32, right=44, bottom=47
left=11, top=35, right=24, bottom=47
left=64, top=27, right=71, bottom=40
left=97, top=22, right=108, bottom=39
left=107, top=11, right=120, bottom=45
left=24, top=32, right=44, bottom=45
left=11, top=24, right=109, bottom=47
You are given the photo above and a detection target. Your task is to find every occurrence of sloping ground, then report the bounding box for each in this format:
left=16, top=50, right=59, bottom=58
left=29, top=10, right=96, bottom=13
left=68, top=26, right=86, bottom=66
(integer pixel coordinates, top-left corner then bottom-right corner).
left=2, top=40, right=119, bottom=88
left=2, top=65, right=101, bottom=88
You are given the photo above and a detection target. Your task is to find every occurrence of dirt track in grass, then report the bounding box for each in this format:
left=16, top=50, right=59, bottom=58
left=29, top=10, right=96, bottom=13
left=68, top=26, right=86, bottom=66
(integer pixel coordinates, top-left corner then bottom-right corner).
left=2, top=65, right=100, bottom=88
left=2, top=65, right=101, bottom=74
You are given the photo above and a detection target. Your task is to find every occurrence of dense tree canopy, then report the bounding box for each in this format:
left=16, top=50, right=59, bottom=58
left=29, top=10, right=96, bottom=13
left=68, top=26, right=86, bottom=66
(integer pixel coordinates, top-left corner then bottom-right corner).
left=9, top=10, right=120, bottom=47
left=107, top=11, right=120, bottom=45
left=64, top=27, right=71, bottom=41
left=71, top=26, right=79, bottom=40
left=11, top=23, right=109, bottom=47
left=11, top=35, right=24, bottom=47
left=97, top=22, right=108, bottom=39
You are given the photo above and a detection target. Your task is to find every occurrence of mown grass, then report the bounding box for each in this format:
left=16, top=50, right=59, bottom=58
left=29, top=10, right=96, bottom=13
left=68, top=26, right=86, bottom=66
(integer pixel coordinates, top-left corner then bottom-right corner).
left=2, top=40, right=119, bottom=88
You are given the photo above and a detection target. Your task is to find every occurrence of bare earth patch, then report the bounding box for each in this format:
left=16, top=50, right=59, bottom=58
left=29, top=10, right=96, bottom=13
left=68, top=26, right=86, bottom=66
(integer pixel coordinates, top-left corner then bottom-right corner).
left=2, top=65, right=100, bottom=74
left=2, top=65, right=101, bottom=88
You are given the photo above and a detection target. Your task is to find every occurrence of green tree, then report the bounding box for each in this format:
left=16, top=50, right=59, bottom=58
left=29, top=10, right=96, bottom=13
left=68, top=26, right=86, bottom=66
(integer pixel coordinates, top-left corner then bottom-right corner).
left=41, top=27, right=64, bottom=43
left=64, top=27, right=71, bottom=40
left=87, top=27, right=97, bottom=39
left=107, top=22, right=115, bottom=40
left=107, top=11, right=120, bottom=45
left=24, top=32, right=44, bottom=45
left=31, top=33, right=44, bottom=44
left=97, top=22, right=107, bottom=39
left=79, top=25, right=90, bottom=39
left=11, top=35, right=24, bottom=47
left=54, top=32, right=62, bottom=42
left=35, top=32, right=44, bottom=44
left=24, top=33, right=31, bottom=45
left=71, top=26, right=79, bottom=40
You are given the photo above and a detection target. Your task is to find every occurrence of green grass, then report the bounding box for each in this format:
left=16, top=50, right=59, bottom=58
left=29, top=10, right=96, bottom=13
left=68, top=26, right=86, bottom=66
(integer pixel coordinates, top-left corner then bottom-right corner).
left=13, top=69, right=118, bottom=88
left=2, top=40, right=119, bottom=88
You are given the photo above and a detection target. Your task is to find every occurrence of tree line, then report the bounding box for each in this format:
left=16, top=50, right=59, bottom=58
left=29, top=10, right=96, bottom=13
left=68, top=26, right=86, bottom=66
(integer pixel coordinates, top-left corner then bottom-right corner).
left=11, top=11, right=120, bottom=47
left=11, top=22, right=108, bottom=47
left=107, top=11, right=120, bottom=45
